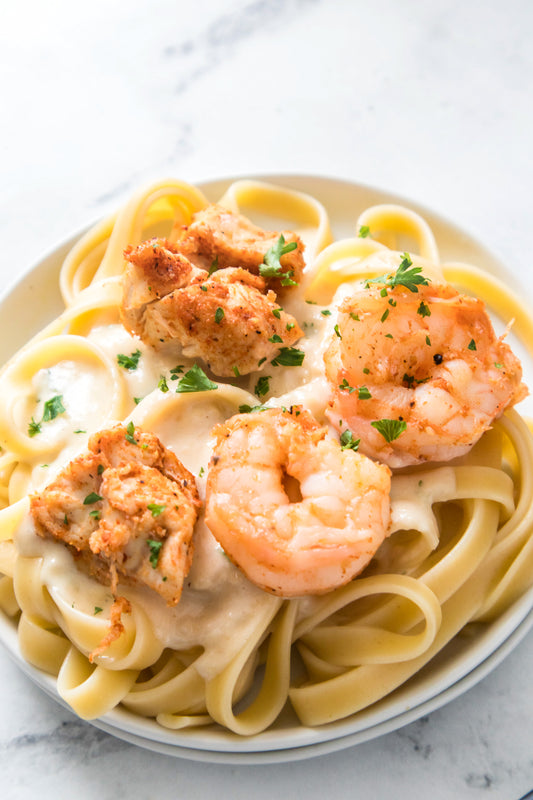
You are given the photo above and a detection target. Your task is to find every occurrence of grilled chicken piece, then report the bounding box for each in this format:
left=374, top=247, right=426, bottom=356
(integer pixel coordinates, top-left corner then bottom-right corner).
left=121, top=238, right=303, bottom=376
left=30, top=424, right=200, bottom=606
left=172, top=203, right=305, bottom=288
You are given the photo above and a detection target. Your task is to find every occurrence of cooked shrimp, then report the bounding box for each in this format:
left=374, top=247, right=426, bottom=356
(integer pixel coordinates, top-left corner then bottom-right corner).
left=171, top=203, right=305, bottom=289
left=121, top=238, right=302, bottom=376
left=204, top=407, right=391, bottom=597
left=30, top=424, right=201, bottom=605
left=324, top=277, right=527, bottom=468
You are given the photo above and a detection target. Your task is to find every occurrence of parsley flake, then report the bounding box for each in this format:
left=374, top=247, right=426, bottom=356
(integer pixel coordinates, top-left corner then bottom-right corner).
left=272, top=308, right=282, bottom=319
left=158, top=376, right=169, bottom=393
left=28, top=417, right=42, bottom=437
left=468, top=339, right=477, bottom=351
left=340, top=430, right=360, bottom=451
left=147, top=539, right=163, bottom=568
left=269, top=333, right=283, bottom=344
left=417, top=300, right=431, bottom=318
left=254, top=375, right=271, bottom=397
left=42, top=395, right=66, bottom=422
left=214, top=307, right=225, bottom=324
left=125, top=421, right=137, bottom=445
left=371, top=419, right=407, bottom=442
left=270, top=347, right=305, bottom=367
left=238, top=404, right=269, bottom=414
left=260, top=235, right=298, bottom=284
left=381, top=308, right=389, bottom=323
left=94, top=606, right=103, bottom=615
left=84, top=492, right=103, bottom=505
left=358, top=386, right=372, bottom=400
left=208, top=255, right=219, bottom=275
left=147, top=503, right=166, bottom=517
left=176, top=364, right=218, bottom=393
left=334, top=324, right=342, bottom=338
left=117, top=350, right=141, bottom=371
left=365, top=253, right=430, bottom=294
left=339, top=378, right=357, bottom=394
left=321, top=309, right=332, bottom=316
left=358, top=225, right=371, bottom=238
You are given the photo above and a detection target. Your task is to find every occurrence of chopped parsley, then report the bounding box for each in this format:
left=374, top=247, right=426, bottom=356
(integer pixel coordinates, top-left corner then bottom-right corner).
left=365, top=253, right=430, bottom=294
left=494, top=362, right=503, bottom=369
left=321, top=309, right=332, bottom=316
left=94, top=606, right=103, bottom=615
left=371, top=419, right=407, bottom=442
left=358, top=386, right=372, bottom=400
left=238, top=404, right=269, bottom=414
left=97, top=464, right=105, bottom=475
left=272, top=308, right=282, bottom=319
left=271, top=347, right=305, bottom=367
left=381, top=308, right=389, bottom=323
left=269, top=333, right=283, bottom=344
left=340, top=430, right=360, bottom=451
left=169, top=365, right=185, bottom=379
left=334, top=324, right=342, bottom=338
left=84, top=492, right=103, bottom=505
left=125, top=421, right=137, bottom=445
left=468, top=339, right=477, bottom=351
left=208, top=255, right=219, bottom=275
left=175, top=364, right=218, bottom=393
left=232, top=365, right=240, bottom=377
left=417, top=300, right=431, bottom=318
left=158, top=375, right=169, bottom=393
left=28, top=394, right=66, bottom=437
left=339, top=378, right=357, bottom=394
left=358, top=225, right=371, bottom=238
left=147, top=539, right=163, bottom=568
left=425, top=335, right=431, bottom=346
left=214, top=307, right=225, bottom=324
left=254, top=375, right=271, bottom=397
left=117, top=349, right=142, bottom=370
left=260, top=235, right=298, bottom=286
left=89, top=509, right=101, bottom=520
left=147, top=503, right=166, bottom=517
left=349, top=312, right=360, bottom=321
left=28, top=417, right=42, bottom=437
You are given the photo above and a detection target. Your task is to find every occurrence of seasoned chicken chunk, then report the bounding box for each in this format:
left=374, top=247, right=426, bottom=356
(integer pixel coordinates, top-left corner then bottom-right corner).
left=171, top=204, right=306, bottom=288
left=30, top=424, right=200, bottom=605
left=121, top=239, right=303, bottom=376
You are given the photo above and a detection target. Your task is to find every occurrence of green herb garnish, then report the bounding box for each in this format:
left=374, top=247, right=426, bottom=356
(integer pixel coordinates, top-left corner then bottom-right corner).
left=270, top=347, right=305, bottom=367
left=371, top=419, right=407, bottom=442
left=117, top=349, right=141, bottom=371
left=365, top=253, right=430, bottom=294
left=254, top=375, right=271, bottom=397
left=175, top=364, right=217, bottom=393
left=147, top=503, right=166, bottom=517
left=147, top=539, right=163, bottom=568
left=340, top=430, right=360, bottom=451
left=84, top=492, right=103, bottom=505
left=260, top=235, right=298, bottom=285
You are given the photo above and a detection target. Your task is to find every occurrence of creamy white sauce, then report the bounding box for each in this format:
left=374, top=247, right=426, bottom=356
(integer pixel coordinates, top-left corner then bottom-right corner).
left=15, top=277, right=449, bottom=682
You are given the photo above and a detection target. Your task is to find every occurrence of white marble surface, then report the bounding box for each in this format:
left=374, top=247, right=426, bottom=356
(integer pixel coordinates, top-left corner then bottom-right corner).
left=1, top=1, right=533, bottom=797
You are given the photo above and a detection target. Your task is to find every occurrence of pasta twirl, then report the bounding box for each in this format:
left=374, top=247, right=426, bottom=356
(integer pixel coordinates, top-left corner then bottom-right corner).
left=0, top=178, right=532, bottom=740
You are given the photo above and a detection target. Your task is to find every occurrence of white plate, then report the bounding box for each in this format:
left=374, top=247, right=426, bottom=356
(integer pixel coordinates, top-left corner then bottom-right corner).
left=0, top=175, right=532, bottom=762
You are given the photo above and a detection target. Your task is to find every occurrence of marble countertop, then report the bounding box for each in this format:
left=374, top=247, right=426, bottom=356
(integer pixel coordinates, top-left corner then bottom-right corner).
left=1, top=1, right=533, bottom=797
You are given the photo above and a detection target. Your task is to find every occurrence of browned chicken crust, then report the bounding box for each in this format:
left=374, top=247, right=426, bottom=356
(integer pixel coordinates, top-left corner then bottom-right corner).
left=121, top=237, right=303, bottom=376
left=30, top=425, right=200, bottom=606
left=171, top=204, right=305, bottom=288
